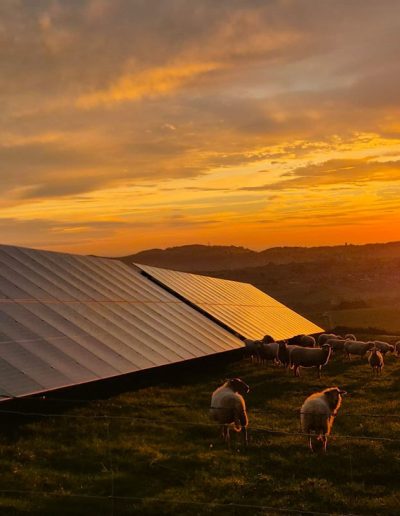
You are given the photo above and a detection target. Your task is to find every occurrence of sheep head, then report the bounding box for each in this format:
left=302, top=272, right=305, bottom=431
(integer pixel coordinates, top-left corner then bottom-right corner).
left=323, top=387, right=346, bottom=413
left=262, top=334, right=275, bottom=344
left=228, top=378, right=250, bottom=395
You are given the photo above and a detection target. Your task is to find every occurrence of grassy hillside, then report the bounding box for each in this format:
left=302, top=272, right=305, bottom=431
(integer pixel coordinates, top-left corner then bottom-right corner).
left=1, top=346, right=399, bottom=515
left=205, top=257, right=400, bottom=332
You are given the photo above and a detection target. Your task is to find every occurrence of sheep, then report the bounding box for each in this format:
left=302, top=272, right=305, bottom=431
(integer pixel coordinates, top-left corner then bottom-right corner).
left=287, top=334, right=316, bottom=348
left=290, top=343, right=332, bottom=378
left=287, top=334, right=305, bottom=346
left=210, top=378, right=249, bottom=447
left=344, top=340, right=374, bottom=360
left=244, top=338, right=261, bottom=363
left=262, top=334, right=275, bottom=344
left=318, top=333, right=337, bottom=346
left=367, top=347, right=384, bottom=375
left=344, top=334, right=356, bottom=341
left=373, top=341, right=395, bottom=355
left=325, top=338, right=348, bottom=353
left=300, top=387, right=346, bottom=452
left=300, top=335, right=316, bottom=347
left=395, top=341, right=400, bottom=356
left=258, top=341, right=279, bottom=366
left=277, top=340, right=301, bottom=369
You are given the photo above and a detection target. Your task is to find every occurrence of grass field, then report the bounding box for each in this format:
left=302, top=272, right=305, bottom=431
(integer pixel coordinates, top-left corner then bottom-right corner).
left=0, top=346, right=399, bottom=515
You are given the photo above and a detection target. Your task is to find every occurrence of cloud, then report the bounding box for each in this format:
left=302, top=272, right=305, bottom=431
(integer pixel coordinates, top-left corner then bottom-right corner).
left=77, top=61, right=222, bottom=108
left=0, top=217, right=129, bottom=250
left=238, top=158, right=400, bottom=191
left=1, top=1, right=400, bottom=252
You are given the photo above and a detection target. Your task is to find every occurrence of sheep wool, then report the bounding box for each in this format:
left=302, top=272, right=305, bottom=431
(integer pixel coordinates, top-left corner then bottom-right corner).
left=344, top=340, right=374, bottom=359
left=290, top=344, right=332, bottom=378
left=325, top=338, right=347, bottom=352
left=244, top=338, right=261, bottom=363
left=318, top=333, right=337, bottom=346
left=277, top=341, right=301, bottom=369
left=258, top=341, right=279, bottom=365
left=300, top=387, right=346, bottom=452
left=368, top=348, right=384, bottom=375
left=210, top=378, right=249, bottom=447
left=373, top=341, right=394, bottom=355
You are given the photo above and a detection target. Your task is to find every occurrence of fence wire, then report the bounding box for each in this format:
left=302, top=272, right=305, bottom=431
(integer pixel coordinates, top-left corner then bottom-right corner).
left=0, top=399, right=398, bottom=514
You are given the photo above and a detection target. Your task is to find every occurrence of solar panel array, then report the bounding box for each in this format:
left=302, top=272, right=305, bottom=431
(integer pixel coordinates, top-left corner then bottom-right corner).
left=135, top=264, right=323, bottom=340
left=0, top=245, right=242, bottom=401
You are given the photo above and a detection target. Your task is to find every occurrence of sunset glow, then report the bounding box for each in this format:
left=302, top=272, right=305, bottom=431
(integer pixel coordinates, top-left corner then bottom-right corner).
left=2, top=1, right=400, bottom=255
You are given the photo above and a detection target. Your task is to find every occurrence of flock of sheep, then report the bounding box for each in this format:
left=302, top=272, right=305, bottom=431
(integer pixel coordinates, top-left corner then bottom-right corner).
left=209, top=332, right=400, bottom=452
left=244, top=332, right=399, bottom=377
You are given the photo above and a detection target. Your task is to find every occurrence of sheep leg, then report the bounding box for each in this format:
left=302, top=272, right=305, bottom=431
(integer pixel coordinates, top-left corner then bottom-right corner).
left=242, top=427, right=248, bottom=447
left=317, top=366, right=322, bottom=379
left=322, top=435, right=327, bottom=452
left=223, top=426, right=231, bottom=448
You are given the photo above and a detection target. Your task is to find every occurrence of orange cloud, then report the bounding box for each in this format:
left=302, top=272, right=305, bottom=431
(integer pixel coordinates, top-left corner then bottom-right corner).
left=77, top=61, right=221, bottom=108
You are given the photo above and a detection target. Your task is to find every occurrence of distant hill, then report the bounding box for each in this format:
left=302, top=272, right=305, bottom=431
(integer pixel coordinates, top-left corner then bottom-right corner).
left=119, top=244, right=262, bottom=271
left=118, top=241, right=400, bottom=271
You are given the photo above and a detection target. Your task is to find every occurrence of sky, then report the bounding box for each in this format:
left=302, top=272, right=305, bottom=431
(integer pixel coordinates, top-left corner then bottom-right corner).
left=1, top=0, right=400, bottom=256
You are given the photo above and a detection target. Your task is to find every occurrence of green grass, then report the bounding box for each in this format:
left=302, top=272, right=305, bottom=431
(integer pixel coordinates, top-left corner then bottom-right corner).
left=0, top=347, right=399, bottom=515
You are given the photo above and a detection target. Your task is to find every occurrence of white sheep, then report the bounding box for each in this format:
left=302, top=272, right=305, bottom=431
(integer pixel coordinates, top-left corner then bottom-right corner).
left=318, top=333, right=337, bottom=346
left=300, top=387, right=347, bottom=452
left=244, top=338, right=261, bottom=363
left=373, top=341, right=394, bottom=355
left=325, top=338, right=348, bottom=353
left=367, top=347, right=384, bottom=375
left=344, top=340, right=374, bottom=359
left=300, top=335, right=316, bottom=347
left=210, top=378, right=249, bottom=447
left=288, top=334, right=316, bottom=348
left=344, top=333, right=356, bottom=341
left=277, top=340, right=301, bottom=369
left=290, top=343, right=332, bottom=378
left=258, top=341, right=279, bottom=366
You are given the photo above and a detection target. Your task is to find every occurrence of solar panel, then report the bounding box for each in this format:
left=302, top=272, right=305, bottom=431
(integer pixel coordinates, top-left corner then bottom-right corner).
left=134, top=264, right=324, bottom=340
left=0, top=245, right=242, bottom=400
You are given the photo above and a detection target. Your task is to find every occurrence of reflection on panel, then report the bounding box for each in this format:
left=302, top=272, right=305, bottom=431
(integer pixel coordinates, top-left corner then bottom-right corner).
left=135, top=264, right=323, bottom=340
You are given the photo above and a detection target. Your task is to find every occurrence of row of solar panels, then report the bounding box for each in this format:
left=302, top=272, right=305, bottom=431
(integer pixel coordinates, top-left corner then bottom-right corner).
left=135, top=263, right=321, bottom=341
left=0, top=244, right=322, bottom=400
